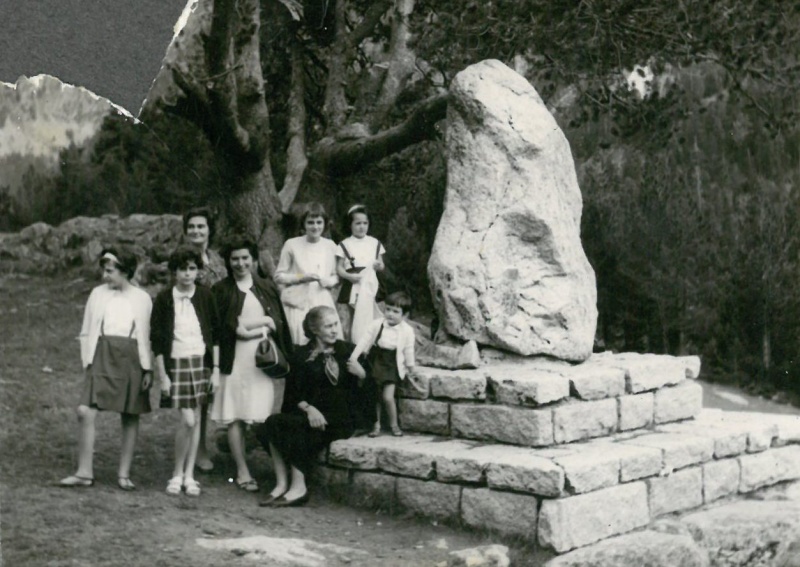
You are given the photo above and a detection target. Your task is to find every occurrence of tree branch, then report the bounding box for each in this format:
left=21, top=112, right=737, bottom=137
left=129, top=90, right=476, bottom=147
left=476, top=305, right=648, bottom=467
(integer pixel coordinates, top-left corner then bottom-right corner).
left=349, top=0, right=394, bottom=47
left=314, top=92, right=447, bottom=176
left=278, top=32, right=309, bottom=213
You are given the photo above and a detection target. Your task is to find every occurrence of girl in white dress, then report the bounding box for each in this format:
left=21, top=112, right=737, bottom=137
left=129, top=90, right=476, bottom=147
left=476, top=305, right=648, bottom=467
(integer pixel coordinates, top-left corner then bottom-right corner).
left=336, top=204, right=386, bottom=343
left=275, top=202, right=342, bottom=346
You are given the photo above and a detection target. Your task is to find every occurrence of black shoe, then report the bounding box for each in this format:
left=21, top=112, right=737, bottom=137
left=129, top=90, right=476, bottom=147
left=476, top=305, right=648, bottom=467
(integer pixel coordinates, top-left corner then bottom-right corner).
left=258, top=490, right=287, bottom=507
left=271, top=492, right=309, bottom=507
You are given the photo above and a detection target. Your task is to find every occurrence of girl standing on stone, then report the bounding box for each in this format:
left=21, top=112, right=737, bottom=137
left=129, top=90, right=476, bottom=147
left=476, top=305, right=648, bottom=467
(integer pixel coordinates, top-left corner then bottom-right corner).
left=349, top=291, right=417, bottom=437
left=150, top=246, right=219, bottom=496
left=274, top=202, right=342, bottom=346
left=335, top=204, right=386, bottom=344
left=59, top=246, right=153, bottom=490
left=182, top=207, right=226, bottom=472
left=211, top=236, right=292, bottom=492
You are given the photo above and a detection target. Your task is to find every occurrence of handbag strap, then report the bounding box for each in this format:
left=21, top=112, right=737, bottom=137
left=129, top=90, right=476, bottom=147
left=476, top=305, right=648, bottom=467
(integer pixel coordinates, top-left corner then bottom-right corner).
left=372, top=322, right=385, bottom=348
left=340, top=243, right=356, bottom=268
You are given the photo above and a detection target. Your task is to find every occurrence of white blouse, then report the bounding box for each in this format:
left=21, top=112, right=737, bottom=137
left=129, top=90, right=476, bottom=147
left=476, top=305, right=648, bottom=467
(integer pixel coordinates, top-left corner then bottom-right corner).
left=79, top=283, right=152, bottom=370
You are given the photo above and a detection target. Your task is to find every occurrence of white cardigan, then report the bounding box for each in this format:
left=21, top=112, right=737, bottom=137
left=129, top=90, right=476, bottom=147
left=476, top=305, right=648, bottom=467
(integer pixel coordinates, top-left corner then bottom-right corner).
left=79, top=283, right=153, bottom=370
left=350, top=318, right=415, bottom=378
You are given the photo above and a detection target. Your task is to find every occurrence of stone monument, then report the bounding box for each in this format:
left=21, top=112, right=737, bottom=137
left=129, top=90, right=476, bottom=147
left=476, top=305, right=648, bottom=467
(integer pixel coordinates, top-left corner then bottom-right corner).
left=428, top=59, right=597, bottom=361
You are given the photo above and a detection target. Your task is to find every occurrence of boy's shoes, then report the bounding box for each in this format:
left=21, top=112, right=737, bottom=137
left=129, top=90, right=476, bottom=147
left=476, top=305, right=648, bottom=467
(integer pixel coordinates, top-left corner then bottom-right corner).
left=368, top=424, right=381, bottom=438
left=391, top=426, right=404, bottom=437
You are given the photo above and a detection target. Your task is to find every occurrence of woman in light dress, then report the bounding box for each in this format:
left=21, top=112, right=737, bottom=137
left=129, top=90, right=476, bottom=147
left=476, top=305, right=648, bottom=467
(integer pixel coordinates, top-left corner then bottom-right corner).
left=211, top=236, right=292, bottom=492
left=274, top=202, right=342, bottom=346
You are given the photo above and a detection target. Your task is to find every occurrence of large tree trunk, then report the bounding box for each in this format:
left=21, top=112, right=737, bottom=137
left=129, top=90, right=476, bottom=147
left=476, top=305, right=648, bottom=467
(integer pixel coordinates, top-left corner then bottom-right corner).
left=140, top=0, right=281, bottom=244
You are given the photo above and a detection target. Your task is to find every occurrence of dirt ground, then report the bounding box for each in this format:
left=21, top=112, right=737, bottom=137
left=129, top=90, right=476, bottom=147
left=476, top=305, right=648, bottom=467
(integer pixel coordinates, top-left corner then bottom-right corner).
left=0, top=274, right=544, bottom=567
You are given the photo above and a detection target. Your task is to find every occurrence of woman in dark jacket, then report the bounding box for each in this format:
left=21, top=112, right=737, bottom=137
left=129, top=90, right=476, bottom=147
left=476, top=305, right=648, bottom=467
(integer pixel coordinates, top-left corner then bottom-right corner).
left=255, top=305, right=365, bottom=507
left=210, top=236, right=292, bottom=492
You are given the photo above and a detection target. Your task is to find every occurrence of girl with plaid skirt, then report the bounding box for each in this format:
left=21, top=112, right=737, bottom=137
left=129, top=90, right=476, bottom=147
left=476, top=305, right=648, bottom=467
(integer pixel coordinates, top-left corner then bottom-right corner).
left=151, top=247, right=219, bottom=496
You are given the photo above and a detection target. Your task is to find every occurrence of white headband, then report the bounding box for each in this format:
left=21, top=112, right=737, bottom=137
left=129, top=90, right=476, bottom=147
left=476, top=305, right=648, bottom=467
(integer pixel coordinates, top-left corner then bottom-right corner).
left=347, top=204, right=366, bottom=215
left=100, top=252, right=120, bottom=265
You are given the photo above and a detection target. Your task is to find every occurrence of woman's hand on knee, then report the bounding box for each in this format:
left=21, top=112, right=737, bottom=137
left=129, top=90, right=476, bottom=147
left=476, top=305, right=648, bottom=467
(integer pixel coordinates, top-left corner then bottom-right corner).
left=305, top=406, right=327, bottom=430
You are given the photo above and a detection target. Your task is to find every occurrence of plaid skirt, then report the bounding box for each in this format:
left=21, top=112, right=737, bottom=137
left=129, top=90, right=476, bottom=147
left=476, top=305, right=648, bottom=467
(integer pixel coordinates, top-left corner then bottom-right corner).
left=168, top=356, right=210, bottom=409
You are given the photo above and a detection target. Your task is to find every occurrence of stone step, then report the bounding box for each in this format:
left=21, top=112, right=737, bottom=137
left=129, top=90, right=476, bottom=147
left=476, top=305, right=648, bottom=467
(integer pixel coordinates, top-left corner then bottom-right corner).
left=316, top=409, right=800, bottom=554
left=398, top=352, right=703, bottom=447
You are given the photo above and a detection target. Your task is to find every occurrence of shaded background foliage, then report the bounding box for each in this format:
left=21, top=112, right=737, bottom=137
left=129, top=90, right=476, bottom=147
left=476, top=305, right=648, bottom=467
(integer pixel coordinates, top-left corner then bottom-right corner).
left=10, top=0, right=800, bottom=396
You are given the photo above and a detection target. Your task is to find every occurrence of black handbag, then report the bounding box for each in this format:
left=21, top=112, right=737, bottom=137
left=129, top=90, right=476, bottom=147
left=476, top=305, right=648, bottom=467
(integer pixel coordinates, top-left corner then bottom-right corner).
left=255, top=336, right=290, bottom=378
left=337, top=243, right=365, bottom=304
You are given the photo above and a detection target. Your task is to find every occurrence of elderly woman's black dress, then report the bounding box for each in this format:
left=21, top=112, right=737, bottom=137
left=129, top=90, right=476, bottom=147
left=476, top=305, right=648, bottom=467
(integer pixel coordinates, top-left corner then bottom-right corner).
left=254, top=340, right=361, bottom=475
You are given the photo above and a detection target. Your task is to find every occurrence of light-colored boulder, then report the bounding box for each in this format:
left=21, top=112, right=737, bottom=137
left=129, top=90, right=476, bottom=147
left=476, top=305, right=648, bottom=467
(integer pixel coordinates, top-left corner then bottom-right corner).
left=461, top=488, right=538, bottom=537
left=451, top=403, right=554, bottom=446
left=428, top=368, right=487, bottom=400
left=396, top=477, right=461, bottom=521
left=682, top=500, right=800, bottom=567
left=659, top=421, right=748, bottom=458
left=487, top=364, right=570, bottom=407
left=448, top=545, right=511, bottom=567
left=327, top=437, right=383, bottom=470
left=564, top=363, right=626, bottom=401
left=376, top=437, right=468, bottom=479
left=544, top=531, right=709, bottom=567
left=538, top=482, right=650, bottom=552
left=436, top=443, right=521, bottom=484
left=398, top=398, right=450, bottom=435
left=349, top=471, right=396, bottom=509
left=485, top=450, right=565, bottom=497
left=623, top=432, right=713, bottom=472
left=595, top=352, right=685, bottom=393
left=618, top=393, right=654, bottom=431
left=678, top=355, right=702, bottom=379
left=739, top=445, right=800, bottom=492
left=653, top=381, right=703, bottom=423
left=428, top=59, right=597, bottom=361
left=553, top=399, right=617, bottom=443
left=553, top=446, right=620, bottom=494
left=703, top=458, right=740, bottom=503
left=397, top=367, right=432, bottom=399
left=648, top=467, right=704, bottom=516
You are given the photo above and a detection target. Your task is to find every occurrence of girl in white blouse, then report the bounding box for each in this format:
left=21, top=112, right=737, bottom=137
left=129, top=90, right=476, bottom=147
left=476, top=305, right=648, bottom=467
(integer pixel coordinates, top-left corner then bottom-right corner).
left=59, top=247, right=153, bottom=491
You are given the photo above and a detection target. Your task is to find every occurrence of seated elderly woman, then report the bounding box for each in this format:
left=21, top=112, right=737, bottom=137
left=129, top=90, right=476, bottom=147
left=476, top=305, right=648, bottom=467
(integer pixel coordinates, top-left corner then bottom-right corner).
left=254, top=305, right=366, bottom=507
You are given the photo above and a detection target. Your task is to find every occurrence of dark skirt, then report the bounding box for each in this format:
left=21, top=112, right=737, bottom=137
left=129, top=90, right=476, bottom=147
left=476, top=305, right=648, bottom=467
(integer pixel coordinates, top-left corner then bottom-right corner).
left=168, top=356, right=209, bottom=409
left=254, top=414, right=353, bottom=476
left=369, top=345, right=400, bottom=386
left=80, top=335, right=151, bottom=415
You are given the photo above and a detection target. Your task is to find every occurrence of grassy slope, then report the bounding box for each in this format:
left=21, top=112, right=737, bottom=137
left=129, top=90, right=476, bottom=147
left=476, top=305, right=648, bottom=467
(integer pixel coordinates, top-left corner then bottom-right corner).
left=0, top=274, right=542, bottom=567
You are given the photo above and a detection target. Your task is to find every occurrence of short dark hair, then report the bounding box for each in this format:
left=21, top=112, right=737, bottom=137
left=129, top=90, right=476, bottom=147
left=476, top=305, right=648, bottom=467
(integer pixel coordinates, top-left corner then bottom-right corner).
left=182, top=207, right=216, bottom=241
left=220, top=235, right=258, bottom=276
left=300, top=202, right=329, bottom=233
left=99, top=245, right=137, bottom=280
left=168, top=246, right=204, bottom=273
left=303, top=305, right=336, bottom=339
left=345, top=204, right=369, bottom=231
left=384, top=291, right=412, bottom=315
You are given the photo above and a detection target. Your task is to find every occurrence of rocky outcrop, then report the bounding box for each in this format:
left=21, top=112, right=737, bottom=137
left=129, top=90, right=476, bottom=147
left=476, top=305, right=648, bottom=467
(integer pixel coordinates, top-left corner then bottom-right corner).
left=0, top=75, right=129, bottom=224
left=428, top=59, right=597, bottom=361
left=0, top=214, right=183, bottom=286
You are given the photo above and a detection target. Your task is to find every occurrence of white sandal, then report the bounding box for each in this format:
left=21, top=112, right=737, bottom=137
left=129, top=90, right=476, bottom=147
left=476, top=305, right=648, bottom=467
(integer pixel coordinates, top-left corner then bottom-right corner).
left=166, top=476, right=183, bottom=495
left=184, top=478, right=201, bottom=497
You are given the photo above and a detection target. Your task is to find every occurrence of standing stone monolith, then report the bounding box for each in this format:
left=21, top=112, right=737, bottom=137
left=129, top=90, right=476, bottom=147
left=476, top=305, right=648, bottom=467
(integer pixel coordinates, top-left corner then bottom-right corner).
left=428, top=59, right=597, bottom=361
